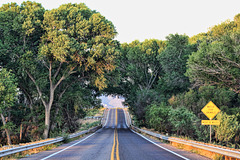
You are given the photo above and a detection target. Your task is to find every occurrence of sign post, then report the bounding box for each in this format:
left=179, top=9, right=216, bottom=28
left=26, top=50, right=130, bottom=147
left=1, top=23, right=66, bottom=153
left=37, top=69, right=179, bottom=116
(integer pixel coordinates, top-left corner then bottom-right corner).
left=201, top=101, right=221, bottom=143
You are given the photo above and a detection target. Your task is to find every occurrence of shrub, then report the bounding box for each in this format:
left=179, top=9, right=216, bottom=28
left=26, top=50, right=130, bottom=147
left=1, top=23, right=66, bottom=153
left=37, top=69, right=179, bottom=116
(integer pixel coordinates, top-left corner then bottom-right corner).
left=168, top=107, right=199, bottom=137
left=145, top=102, right=172, bottom=133
left=214, top=112, right=239, bottom=146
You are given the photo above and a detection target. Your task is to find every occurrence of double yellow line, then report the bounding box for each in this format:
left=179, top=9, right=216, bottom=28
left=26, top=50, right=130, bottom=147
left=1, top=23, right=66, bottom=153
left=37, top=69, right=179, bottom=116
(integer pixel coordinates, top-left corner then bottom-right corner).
left=111, top=108, right=120, bottom=160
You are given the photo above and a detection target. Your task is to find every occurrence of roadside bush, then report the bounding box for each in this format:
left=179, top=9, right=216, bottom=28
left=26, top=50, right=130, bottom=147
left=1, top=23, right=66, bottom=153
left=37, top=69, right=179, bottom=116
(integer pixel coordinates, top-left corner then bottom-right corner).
left=168, top=106, right=199, bottom=137
left=214, top=112, right=239, bottom=146
left=145, top=102, right=172, bottom=133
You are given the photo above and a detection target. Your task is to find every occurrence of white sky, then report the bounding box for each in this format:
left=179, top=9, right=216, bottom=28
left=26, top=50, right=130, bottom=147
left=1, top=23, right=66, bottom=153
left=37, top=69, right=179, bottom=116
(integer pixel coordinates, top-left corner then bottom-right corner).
left=1, top=0, right=240, bottom=43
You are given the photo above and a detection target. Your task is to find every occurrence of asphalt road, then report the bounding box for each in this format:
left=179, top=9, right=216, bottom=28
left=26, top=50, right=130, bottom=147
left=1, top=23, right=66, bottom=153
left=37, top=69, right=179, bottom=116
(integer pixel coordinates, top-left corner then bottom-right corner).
left=22, top=109, right=209, bottom=160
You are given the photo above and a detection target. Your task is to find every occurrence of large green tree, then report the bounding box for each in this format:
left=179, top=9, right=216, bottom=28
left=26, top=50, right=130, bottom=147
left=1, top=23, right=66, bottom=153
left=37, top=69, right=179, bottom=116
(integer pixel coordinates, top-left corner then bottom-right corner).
left=0, top=2, right=118, bottom=139
left=116, top=39, right=166, bottom=121
left=157, top=34, right=197, bottom=96
left=186, top=31, right=240, bottom=93
left=0, top=68, right=18, bottom=145
left=186, top=16, right=240, bottom=92
left=0, top=2, right=45, bottom=116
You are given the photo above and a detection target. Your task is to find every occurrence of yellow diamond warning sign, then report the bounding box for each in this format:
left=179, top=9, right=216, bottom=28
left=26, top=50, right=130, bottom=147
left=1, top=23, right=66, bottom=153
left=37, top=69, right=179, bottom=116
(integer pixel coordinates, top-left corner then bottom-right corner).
left=201, top=101, right=220, bottom=120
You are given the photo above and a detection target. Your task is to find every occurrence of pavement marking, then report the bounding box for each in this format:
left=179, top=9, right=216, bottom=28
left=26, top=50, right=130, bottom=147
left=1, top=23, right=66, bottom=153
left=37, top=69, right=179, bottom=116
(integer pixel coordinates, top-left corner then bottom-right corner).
left=116, top=128, right=120, bottom=160
left=41, top=132, right=97, bottom=160
left=115, top=109, right=120, bottom=160
left=111, top=128, right=116, bottom=160
left=131, top=129, right=189, bottom=160
left=103, top=109, right=110, bottom=127
left=123, top=109, right=129, bottom=128
left=123, top=108, right=189, bottom=160
left=111, top=109, right=120, bottom=160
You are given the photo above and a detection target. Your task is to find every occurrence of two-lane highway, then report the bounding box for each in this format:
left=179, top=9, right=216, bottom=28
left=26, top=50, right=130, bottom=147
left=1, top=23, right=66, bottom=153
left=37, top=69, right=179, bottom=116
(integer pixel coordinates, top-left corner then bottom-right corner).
left=22, top=109, right=209, bottom=160
left=116, top=109, right=187, bottom=160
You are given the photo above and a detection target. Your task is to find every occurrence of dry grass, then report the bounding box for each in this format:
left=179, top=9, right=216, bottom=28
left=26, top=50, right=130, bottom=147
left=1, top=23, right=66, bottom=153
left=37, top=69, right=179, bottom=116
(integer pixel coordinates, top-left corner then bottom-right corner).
left=78, top=119, right=99, bottom=125
left=139, top=127, right=240, bottom=152
left=0, top=138, right=55, bottom=151
left=138, top=127, right=240, bottom=160
left=94, top=108, right=105, bottom=117
left=0, top=143, right=60, bottom=160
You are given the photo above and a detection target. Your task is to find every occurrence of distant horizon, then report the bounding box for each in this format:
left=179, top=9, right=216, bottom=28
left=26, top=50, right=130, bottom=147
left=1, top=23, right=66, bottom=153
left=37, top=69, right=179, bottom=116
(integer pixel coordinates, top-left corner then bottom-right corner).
left=99, top=95, right=125, bottom=108
left=1, top=0, right=240, bottom=43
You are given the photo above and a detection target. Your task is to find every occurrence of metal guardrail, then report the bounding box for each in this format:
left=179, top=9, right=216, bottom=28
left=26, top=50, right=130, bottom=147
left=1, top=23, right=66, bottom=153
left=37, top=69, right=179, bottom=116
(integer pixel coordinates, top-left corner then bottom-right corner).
left=0, top=125, right=101, bottom=158
left=84, top=116, right=103, bottom=120
left=0, top=109, right=107, bottom=158
left=123, top=109, right=240, bottom=159
left=131, top=126, right=240, bottom=159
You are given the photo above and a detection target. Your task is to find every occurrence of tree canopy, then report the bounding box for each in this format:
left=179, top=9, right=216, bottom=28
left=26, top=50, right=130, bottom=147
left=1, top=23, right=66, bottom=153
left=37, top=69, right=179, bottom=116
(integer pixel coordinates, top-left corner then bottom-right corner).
left=0, top=68, right=18, bottom=145
left=0, top=1, right=118, bottom=139
left=0, top=1, right=240, bottom=149
left=186, top=17, right=240, bottom=93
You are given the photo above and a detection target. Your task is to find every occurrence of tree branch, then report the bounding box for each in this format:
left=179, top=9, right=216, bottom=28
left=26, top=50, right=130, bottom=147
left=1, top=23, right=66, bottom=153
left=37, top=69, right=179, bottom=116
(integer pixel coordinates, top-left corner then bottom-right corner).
left=53, top=75, right=65, bottom=91
left=49, top=62, right=52, bottom=84
left=58, top=76, right=89, bottom=101
left=53, top=62, right=62, bottom=79
left=25, top=70, right=47, bottom=108
left=53, top=65, right=77, bottom=91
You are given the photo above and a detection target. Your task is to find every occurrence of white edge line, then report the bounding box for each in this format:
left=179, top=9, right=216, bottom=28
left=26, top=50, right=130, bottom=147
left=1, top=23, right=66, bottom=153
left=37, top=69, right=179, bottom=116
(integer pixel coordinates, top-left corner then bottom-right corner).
left=131, top=129, right=190, bottom=160
left=124, top=109, right=189, bottom=159
left=103, top=109, right=110, bottom=127
left=41, top=132, right=97, bottom=160
left=123, top=109, right=129, bottom=128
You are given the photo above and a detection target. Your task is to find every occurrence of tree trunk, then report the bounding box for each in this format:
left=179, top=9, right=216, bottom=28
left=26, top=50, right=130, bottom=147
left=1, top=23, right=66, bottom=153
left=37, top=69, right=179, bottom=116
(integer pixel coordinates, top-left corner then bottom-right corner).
left=26, top=67, right=66, bottom=139
left=43, top=107, right=51, bottom=139
left=1, top=113, right=12, bottom=145
left=43, top=85, right=55, bottom=139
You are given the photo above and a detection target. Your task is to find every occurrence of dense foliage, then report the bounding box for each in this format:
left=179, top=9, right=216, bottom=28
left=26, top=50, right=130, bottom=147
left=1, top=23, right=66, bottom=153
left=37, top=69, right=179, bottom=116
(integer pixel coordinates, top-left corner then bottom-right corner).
left=109, top=14, right=240, bottom=148
left=0, top=1, right=240, bottom=148
left=0, top=1, right=118, bottom=144
left=0, top=68, right=18, bottom=145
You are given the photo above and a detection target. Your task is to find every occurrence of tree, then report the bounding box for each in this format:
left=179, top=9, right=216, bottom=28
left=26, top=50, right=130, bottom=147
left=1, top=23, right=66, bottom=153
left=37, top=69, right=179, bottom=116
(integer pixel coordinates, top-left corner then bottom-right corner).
left=116, top=39, right=166, bottom=122
left=189, top=33, right=207, bottom=45
left=169, top=86, right=236, bottom=117
left=0, top=2, right=118, bottom=139
left=30, top=3, right=118, bottom=139
left=0, top=68, right=18, bottom=145
left=186, top=31, right=240, bottom=93
left=0, top=1, right=45, bottom=128
left=157, top=34, right=197, bottom=96
left=186, top=16, right=240, bottom=93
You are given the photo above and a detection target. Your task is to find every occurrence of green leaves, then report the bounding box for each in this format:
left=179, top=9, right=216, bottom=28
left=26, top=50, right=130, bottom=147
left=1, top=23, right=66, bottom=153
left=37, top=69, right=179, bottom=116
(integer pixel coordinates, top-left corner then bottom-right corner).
left=115, top=39, right=166, bottom=121
left=0, top=1, right=118, bottom=139
left=157, top=34, right=196, bottom=95
left=145, top=102, right=171, bottom=132
left=186, top=31, right=240, bottom=92
left=40, top=3, right=118, bottom=89
left=170, top=85, right=236, bottom=116
left=215, top=112, right=239, bottom=144
left=0, top=68, right=17, bottom=113
left=168, top=106, right=198, bottom=136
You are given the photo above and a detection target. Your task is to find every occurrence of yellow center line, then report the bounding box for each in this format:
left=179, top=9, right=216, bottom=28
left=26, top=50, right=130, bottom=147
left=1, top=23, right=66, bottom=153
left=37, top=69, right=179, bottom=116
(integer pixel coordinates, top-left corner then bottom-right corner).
left=111, top=129, right=116, bottom=160
left=116, top=128, right=120, bottom=160
left=111, top=108, right=120, bottom=160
